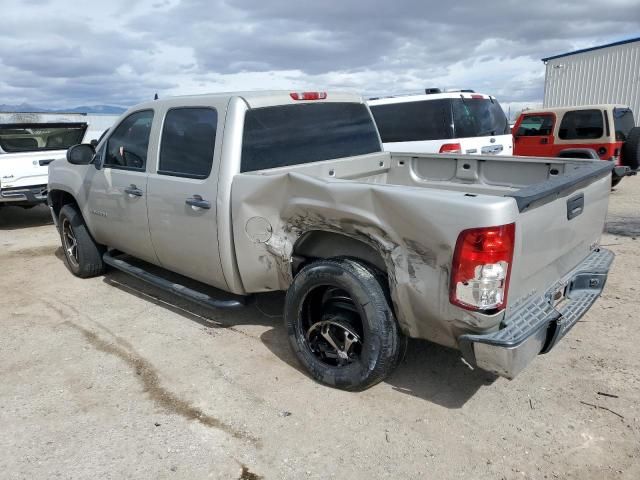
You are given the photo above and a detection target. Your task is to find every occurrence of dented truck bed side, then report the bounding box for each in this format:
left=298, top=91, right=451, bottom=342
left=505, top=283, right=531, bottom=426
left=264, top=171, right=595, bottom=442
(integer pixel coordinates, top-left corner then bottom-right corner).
left=230, top=152, right=613, bottom=349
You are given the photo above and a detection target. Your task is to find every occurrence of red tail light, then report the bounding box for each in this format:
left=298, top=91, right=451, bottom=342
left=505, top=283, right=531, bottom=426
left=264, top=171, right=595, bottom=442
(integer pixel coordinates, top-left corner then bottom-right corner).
left=470, top=94, right=484, bottom=99
left=290, top=92, right=327, bottom=101
left=439, top=143, right=462, bottom=154
left=450, top=223, right=515, bottom=312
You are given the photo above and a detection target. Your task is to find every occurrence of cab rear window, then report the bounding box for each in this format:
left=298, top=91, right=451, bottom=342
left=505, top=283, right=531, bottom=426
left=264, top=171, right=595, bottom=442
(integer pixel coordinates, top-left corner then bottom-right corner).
left=0, top=123, right=87, bottom=153
left=241, top=103, right=381, bottom=172
left=558, top=110, right=604, bottom=140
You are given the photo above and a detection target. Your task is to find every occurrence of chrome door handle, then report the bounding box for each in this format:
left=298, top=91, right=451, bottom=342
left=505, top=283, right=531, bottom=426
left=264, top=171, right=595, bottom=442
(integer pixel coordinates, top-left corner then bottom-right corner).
left=185, top=195, right=211, bottom=210
left=124, top=185, right=143, bottom=197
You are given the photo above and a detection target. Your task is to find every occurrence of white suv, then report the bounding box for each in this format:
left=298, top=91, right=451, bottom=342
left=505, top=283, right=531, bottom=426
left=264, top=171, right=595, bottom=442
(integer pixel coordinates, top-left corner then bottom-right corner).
left=0, top=120, right=111, bottom=208
left=368, top=89, right=513, bottom=156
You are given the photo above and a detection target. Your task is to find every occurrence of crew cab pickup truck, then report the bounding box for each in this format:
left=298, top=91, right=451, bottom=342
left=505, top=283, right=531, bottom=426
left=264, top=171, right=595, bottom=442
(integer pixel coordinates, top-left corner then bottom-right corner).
left=48, top=91, right=614, bottom=391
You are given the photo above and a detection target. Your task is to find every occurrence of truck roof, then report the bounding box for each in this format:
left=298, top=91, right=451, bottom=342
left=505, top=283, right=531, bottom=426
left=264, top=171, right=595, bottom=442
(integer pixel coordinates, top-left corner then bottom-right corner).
left=367, top=91, right=495, bottom=106
left=130, top=90, right=365, bottom=111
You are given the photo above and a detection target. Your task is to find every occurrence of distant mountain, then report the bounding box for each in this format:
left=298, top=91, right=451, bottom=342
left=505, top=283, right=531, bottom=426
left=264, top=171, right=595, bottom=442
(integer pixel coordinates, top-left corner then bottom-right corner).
left=0, top=103, right=126, bottom=114
left=62, top=105, right=127, bottom=114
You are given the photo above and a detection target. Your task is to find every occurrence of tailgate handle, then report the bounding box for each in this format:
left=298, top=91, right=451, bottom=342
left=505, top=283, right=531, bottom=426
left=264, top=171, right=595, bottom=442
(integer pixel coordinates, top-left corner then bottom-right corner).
left=39, top=159, right=55, bottom=166
left=567, top=193, right=584, bottom=220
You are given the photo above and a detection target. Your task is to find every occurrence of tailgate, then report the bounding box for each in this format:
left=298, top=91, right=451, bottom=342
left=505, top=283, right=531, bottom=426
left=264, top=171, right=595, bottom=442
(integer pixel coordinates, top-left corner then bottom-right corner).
left=506, top=161, right=613, bottom=314
left=0, top=150, right=64, bottom=189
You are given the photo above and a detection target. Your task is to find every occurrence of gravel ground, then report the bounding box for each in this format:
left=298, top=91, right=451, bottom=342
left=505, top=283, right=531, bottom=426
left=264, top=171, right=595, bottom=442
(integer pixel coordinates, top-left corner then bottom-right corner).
left=1, top=177, right=639, bottom=480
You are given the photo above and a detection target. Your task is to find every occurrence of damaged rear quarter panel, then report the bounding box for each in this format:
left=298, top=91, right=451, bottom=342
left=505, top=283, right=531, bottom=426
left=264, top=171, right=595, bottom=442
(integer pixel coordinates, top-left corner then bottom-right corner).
left=231, top=170, right=518, bottom=347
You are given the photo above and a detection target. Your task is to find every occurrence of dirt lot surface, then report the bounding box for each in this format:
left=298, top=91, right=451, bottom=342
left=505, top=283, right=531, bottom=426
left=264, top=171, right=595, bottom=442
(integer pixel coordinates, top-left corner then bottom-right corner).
left=1, top=178, right=639, bottom=480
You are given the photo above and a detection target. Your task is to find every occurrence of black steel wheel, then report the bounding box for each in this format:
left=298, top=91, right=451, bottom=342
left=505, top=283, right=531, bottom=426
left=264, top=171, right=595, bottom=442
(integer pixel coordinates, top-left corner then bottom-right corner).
left=285, top=258, right=404, bottom=391
left=303, top=286, right=364, bottom=367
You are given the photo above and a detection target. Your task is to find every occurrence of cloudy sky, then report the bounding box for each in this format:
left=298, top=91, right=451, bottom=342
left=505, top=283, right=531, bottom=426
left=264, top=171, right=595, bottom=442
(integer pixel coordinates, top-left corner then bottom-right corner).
left=1, top=0, right=638, bottom=114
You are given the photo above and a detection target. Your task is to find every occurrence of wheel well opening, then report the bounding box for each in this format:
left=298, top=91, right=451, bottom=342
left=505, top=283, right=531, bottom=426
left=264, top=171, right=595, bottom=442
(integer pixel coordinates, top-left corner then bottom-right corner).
left=49, top=190, right=78, bottom=219
left=292, top=230, right=387, bottom=276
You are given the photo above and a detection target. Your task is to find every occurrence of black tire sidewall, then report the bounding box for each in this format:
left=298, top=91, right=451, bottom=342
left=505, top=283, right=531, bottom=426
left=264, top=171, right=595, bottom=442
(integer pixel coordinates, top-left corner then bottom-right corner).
left=285, top=258, right=400, bottom=391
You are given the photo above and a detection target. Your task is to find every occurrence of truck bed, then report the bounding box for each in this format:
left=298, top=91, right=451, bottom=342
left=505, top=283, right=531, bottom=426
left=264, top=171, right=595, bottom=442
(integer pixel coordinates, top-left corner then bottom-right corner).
left=252, top=150, right=610, bottom=197
left=232, top=151, right=612, bottom=348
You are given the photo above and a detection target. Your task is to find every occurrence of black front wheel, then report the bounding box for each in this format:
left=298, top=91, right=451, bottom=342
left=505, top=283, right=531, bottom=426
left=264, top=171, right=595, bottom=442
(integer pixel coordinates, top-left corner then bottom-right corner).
left=58, top=204, right=105, bottom=278
left=285, top=258, right=404, bottom=391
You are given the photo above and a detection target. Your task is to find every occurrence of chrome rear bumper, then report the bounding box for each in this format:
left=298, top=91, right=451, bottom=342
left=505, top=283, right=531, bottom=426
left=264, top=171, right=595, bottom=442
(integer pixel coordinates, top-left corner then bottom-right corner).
left=459, top=248, right=614, bottom=379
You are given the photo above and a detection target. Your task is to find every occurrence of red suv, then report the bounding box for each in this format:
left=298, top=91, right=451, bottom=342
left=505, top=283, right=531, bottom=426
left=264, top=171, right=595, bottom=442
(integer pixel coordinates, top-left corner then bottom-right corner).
left=513, top=105, right=639, bottom=185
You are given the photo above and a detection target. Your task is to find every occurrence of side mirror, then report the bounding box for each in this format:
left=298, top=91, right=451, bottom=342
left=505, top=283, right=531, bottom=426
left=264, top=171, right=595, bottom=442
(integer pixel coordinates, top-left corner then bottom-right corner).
left=90, top=139, right=99, bottom=147
left=67, top=143, right=95, bottom=165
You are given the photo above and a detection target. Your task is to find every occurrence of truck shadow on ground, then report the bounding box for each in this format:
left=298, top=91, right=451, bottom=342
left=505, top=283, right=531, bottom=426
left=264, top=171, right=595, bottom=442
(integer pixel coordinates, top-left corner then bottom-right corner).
left=0, top=205, right=53, bottom=230
left=98, top=267, right=493, bottom=409
left=260, top=327, right=495, bottom=408
left=605, top=213, right=640, bottom=238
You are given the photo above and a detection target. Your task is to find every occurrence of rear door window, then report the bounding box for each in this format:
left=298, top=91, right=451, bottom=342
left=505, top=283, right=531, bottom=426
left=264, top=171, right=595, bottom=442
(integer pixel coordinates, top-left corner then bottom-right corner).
left=0, top=123, right=87, bottom=153
left=558, top=110, right=604, bottom=140
left=452, top=98, right=510, bottom=138
left=516, top=114, right=555, bottom=136
left=241, top=102, right=381, bottom=172
left=613, top=107, right=635, bottom=141
left=369, top=99, right=453, bottom=142
left=104, top=110, right=154, bottom=170
left=159, top=107, right=217, bottom=178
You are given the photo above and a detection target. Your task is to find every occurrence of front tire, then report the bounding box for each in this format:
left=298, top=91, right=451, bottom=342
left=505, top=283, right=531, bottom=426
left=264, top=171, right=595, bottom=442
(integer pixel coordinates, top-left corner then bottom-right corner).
left=285, top=258, right=403, bottom=391
left=58, top=204, right=105, bottom=278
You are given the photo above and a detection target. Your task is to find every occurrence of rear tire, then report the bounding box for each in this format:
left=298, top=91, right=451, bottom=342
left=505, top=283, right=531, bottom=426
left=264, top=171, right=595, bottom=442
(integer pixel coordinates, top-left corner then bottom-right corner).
left=622, top=127, right=640, bottom=170
left=285, top=258, right=404, bottom=391
left=58, top=204, right=105, bottom=278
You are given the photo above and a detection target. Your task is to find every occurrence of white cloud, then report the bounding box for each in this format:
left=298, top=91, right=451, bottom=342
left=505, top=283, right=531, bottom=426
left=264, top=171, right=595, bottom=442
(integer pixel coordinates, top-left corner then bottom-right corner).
left=0, top=0, right=638, bottom=109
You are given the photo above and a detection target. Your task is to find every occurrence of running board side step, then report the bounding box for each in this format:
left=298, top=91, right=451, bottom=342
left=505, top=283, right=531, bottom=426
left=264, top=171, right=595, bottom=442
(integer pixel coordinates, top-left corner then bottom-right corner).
left=103, top=252, right=247, bottom=310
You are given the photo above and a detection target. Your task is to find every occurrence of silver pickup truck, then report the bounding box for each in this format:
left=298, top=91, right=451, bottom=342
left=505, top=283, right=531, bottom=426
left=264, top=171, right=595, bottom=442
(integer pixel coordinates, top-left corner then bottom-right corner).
left=48, top=91, right=614, bottom=391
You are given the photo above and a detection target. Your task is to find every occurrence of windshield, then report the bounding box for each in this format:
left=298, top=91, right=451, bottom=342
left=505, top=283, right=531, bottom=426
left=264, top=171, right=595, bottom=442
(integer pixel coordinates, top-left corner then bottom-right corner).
left=613, top=108, right=635, bottom=141
left=452, top=98, right=510, bottom=138
left=0, top=123, right=87, bottom=153
left=241, top=103, right=381, bottom=172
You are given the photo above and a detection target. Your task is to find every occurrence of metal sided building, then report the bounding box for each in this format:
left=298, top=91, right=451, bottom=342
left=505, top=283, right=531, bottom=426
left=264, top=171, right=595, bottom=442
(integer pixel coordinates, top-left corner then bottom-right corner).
left=542, top=37, right=640, bottom=125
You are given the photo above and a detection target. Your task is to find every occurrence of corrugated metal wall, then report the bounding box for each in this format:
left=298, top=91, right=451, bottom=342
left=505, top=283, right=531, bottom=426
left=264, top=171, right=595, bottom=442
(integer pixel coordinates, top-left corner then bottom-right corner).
left=544, top=40, right=640, bottom=125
